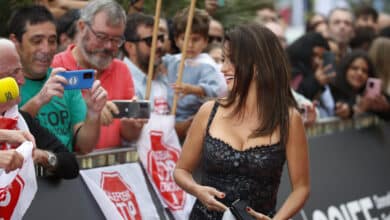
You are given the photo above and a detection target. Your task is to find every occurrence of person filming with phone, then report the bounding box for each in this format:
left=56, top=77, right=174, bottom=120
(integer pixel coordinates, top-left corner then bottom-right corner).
left=329, top=50, right=378, bottom=118
left=8, top=5, right=107, bottom=154
left=52, top=0, right=147, bottom=149
left=0, top=38, right=79, bottom=179
left=174, top=23, right=309, bottom=220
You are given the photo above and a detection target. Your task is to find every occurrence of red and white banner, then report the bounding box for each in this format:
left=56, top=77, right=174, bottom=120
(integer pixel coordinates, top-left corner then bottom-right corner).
left=137, top=113, right=195, bottom=220
left=0, top=142, right=37, bottom=220
left=80, top=163, right=159, bottom=220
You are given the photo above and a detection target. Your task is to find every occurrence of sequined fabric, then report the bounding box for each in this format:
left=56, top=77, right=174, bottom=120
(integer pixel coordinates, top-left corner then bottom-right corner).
left=189, top=102, right=286, bottom=220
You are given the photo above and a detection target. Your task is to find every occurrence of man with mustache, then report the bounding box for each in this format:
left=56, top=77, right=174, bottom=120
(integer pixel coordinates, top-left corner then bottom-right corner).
left=0, top=38, right=79, bottom=179
left=123, top=13, right=170, bottom=115
left=8, top=5, right=107, bottom=154
left=52, top=0, right=145, bottom=149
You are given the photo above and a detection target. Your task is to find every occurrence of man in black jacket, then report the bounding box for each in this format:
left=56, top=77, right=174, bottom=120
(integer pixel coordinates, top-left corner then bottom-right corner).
left=0, top=38, right=79, bottom=179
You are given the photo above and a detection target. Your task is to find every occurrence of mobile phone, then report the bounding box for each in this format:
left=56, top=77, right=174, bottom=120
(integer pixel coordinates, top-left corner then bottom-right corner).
left=365, top=78, right=382, bottom=98
left=322, top=51, right=336, bottom=75
left=112, top=100, right=150, bottom=119
left=230, top=199, right=255, bottom=220
left=57, top=69, right=94, bottom=90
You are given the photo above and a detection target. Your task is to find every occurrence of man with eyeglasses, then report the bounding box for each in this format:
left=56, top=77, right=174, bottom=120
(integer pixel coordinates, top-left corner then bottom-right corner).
left=52, top=0, right=146, bottom=149
left=208, top=19, right=224, bottom=44
left=122, top=13, right=170, bottom=115
left=8, top=5, right=107, bottom=155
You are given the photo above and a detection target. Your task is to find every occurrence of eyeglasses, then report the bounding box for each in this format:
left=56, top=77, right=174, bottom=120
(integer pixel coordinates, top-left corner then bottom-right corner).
left=129, top=34, right=165, bottom=47
left=85, top=23, right=125, bottom=48
left=208, top=35, right=223, bottom=43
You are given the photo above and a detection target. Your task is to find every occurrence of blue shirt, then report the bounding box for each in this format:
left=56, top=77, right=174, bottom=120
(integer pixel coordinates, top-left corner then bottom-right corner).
left=163, top=53, right=225, bottom=122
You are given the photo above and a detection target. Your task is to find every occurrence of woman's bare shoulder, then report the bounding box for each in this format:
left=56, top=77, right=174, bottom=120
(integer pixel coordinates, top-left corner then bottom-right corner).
left=196, top=100, right=217, bottom=118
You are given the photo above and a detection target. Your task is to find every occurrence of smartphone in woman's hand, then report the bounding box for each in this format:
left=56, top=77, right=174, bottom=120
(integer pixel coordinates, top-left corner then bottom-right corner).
left=365, top=78, right=382, bottom=98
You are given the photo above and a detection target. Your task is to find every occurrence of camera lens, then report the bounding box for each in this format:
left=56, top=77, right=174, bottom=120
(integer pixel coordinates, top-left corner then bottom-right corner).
left=83, top=72, right=93, bottom=79
left=369, top=82, right=374, bottom=88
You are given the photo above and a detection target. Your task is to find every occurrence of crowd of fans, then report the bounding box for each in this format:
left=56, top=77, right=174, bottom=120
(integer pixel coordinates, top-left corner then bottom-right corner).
left=0, top=0, right=389, bottom=203
left=0, top=0, right=388, bottom=219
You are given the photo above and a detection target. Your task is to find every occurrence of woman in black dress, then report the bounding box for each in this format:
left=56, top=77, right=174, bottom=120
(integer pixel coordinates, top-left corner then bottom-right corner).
left=174, top=23, right=310, bottom=220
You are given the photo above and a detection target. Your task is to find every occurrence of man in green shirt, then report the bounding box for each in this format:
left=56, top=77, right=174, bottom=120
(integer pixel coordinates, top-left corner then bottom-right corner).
left=8, top=5, right=107, bottom=154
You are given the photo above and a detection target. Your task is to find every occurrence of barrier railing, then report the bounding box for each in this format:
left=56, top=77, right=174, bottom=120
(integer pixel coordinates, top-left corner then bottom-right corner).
left=76, top=114, right=382, bottom=169
left=305, top=113, right=380, bottom=137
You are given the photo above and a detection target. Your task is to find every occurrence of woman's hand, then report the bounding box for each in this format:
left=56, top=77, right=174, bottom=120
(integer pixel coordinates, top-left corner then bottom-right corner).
left=335, top=102, right=351, bottom=119
left=314, top=62, right=336, bottom=86
left=247, top=207, right=272, bottom=220
left=194, top=185, right=227, bottom=212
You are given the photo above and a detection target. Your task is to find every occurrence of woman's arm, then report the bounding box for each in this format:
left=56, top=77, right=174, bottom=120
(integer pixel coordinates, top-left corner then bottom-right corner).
left=273, top=109, right=310, bottom=220
left=173, top=101, right=227, bottom=211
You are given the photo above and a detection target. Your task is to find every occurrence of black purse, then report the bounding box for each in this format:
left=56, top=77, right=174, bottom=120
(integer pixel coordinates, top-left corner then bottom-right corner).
left=230, top=199, right=255, bottom=220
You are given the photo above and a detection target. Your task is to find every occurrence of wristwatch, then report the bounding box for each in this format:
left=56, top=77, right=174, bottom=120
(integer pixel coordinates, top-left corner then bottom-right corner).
left=46, top=151, right=58, bottom=168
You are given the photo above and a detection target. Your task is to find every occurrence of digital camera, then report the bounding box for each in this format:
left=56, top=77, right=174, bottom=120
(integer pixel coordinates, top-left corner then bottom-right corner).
left=57, top=69, right=94, bottom=90
left=112, top=100, right=150, bottom=119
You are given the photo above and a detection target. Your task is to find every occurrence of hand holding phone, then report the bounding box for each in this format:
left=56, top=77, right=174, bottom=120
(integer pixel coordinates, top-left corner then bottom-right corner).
left=57, top=69, right=95, bottom=90
left=230, top=199, right=255, bottom=220
left=365, top=78, right=382, bottom=98
left=112, top=100, right=150, bottom=119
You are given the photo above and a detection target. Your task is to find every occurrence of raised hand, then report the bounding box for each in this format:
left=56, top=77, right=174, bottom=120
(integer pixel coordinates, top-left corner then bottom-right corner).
left=36, top=67, right=68, bottom=105
left=335, top=101, right=351, bottom=119
left=84, top=80, right=107, bottom=116
left=314, top=62, right=336, bottom=86
left=100, top=101, right=119, bottom=126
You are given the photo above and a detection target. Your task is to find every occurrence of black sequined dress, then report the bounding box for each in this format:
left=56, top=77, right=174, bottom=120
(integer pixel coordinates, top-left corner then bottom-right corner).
left=189, top=102, right=286, bottom=220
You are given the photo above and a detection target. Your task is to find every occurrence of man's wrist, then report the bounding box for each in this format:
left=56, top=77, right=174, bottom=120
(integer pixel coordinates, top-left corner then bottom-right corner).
left=86, top=110, right=101, bottom=121
left=32, top=94, right=45, bottom=108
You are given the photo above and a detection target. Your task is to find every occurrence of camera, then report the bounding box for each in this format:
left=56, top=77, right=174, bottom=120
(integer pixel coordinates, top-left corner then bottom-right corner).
left=57, top=69, right=95, bottom=90
left=112, top=100, right=150, bottom=119
left=365, top=78, right=382, bottom=98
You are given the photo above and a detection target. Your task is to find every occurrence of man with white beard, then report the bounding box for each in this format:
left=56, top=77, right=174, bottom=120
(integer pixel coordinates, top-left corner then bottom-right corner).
left=52, top=0, right=146, bottom=149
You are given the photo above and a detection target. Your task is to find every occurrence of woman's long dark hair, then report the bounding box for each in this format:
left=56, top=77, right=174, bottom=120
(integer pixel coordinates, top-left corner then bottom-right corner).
left=286, top=32, right=330, bottom=73
left=221, top=23, right=297, bottom=147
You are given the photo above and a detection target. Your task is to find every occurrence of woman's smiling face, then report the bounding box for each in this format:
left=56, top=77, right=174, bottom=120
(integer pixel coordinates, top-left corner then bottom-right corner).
left=346, top=57, right=369, bottom=91
left=221, top=42, right=235, bottom=91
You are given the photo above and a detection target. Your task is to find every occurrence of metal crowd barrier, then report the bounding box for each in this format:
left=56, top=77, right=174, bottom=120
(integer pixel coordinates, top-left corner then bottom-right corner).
left=75, top=114, right=382, bottom=169
left=305, top=113, right=380, bottom=137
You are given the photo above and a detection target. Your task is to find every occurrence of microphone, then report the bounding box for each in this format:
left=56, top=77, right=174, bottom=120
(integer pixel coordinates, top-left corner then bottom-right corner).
left=0, top=77, right=19, bottom=104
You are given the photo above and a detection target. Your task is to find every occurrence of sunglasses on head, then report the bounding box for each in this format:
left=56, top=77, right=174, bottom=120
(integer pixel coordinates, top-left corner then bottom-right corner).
left=130, top=34, right=165, bottom=47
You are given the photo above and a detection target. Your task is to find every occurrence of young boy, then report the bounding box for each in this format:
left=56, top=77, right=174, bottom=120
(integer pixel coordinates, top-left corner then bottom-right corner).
left=163, top=7, right=227, bottom=139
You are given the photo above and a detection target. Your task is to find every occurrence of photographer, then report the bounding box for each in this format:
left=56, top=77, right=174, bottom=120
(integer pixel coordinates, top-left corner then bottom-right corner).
left=0, top=38, right=79, bottom=179
left=8, top=5, right=107, bottom=154
left=51, top=0, right=146, bottom=149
